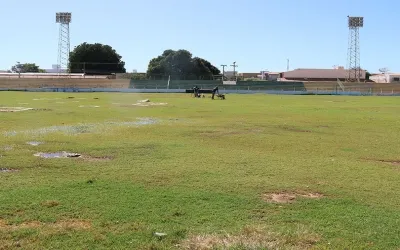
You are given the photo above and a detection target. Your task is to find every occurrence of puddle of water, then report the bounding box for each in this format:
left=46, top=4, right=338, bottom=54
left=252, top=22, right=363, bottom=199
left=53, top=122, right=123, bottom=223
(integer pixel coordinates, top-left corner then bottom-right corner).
left=131, top=102, right=168, bottom=107
left=0, top=168, right=18, bottom=173
left=4, top=131, right=17, bottom=137
left=79, top=105, right=100, bottom=108
left=0, top=107, right=34, bottom=112
left=34, top=152, right=81, bottom=159
left=33, top=98, right=61, bottom=101
left=4, top=117, right=161, bottom=136
left=3, top=146, right=13, bottom=151
left=106, top=117, right=159, bottom=127
left=27, top=141, right=43, bottom=146
left=33, top=124, right=94, bottom=135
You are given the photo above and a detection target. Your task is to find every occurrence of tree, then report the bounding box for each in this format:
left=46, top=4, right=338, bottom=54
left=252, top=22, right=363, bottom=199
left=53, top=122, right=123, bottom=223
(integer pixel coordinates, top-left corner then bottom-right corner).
left=147, top=49, right=220, bottom=79
left=365, top=71, right=371, bottom=81
left=69, top=43, right=126, bottom=74
left=11, top=63, right=41, bottom=73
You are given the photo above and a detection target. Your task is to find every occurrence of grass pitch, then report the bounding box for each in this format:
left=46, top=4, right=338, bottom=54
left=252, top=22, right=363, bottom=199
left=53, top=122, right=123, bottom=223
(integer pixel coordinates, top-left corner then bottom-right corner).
left=1, top=92, right=400, bottom=249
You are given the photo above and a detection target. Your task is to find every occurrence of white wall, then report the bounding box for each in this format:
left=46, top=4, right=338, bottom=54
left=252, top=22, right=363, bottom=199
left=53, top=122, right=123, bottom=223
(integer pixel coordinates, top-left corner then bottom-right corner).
left=370, top=74, right=389, bottom=83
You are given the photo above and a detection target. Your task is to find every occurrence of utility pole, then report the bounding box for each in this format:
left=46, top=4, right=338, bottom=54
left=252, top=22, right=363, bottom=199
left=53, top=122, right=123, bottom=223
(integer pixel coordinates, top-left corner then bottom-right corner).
left=287, top=59, right=289, bottom=71
left=220, top=64, right=227, bottom=80
left=16, top=61, right=21, bottom=78
left=231, top=61, right=238, bottom=78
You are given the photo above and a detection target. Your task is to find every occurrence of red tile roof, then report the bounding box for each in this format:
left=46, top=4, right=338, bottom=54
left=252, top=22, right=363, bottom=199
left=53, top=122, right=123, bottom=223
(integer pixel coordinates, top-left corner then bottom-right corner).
left=283, top=68, right=366, bottom=79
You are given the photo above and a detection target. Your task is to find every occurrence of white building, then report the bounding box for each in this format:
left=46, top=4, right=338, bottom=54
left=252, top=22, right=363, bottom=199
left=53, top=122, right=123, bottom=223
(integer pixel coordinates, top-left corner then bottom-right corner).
left=44, top=64, right=67, bottom=73
left=259, top=71, right=280, bottom=81
left=370, top=73, right=400, bottom=83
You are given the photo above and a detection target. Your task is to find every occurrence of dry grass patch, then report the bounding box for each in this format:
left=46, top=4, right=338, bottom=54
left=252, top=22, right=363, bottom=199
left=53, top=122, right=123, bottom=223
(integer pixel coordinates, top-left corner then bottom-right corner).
left=0, top=219, right=91, bottom=231
left=179, top=226, right=320, bottom=250
left=41, top=200, right=60, bottom=208
left=262, top=192, right=324, bottom=204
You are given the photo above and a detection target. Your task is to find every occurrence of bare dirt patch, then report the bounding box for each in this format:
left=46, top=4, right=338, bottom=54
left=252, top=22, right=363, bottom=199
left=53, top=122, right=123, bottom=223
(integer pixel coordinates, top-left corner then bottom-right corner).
left=262, top=193, right=297, bottom=204
left=262, top=192, right=324, bottom=204
left=41, top=200, right=60, bottom=208
left=301, top=192, right=324, bottom=199
left=80, top=155, right=113, bottom=162
left=0, top=107, right=33, bottom=112
left=364, top=158, right=400, bottom=167
left=179, top=226, right=320, bottom=250
left=376, top=159, right=400, bottom=166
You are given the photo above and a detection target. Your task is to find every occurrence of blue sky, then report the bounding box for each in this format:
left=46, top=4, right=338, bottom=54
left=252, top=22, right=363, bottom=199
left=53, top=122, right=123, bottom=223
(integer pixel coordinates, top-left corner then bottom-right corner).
left=1, top=0, right=398, bottom=73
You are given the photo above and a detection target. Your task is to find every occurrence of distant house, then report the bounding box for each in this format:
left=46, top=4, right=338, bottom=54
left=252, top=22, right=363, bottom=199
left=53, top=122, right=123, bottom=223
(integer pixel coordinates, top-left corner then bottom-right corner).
left=282, top=67, right=366, bottom=81
left=238, top=72, right=281, bottom=81
left=262, top=72, right=280, bottom=81
left=239, top=72, right=259, bottom=78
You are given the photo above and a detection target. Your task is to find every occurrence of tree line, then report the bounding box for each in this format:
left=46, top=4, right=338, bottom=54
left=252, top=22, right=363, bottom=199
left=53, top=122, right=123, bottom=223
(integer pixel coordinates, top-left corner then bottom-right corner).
left=12, top=42, right=221, bottom=79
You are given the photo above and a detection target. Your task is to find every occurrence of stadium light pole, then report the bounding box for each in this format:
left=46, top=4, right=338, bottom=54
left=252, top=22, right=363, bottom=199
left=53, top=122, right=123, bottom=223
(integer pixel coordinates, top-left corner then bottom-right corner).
left=56, top=12, right=71, bottom=75
left=346, top=16, right=363, bottom=82
left=231, top=62, right=238, bottom=78
left=221, top=64, right=227, bottom=80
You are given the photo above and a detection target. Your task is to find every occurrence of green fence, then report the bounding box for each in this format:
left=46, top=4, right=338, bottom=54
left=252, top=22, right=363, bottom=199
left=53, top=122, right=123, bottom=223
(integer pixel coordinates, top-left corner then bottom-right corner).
left=129, top=80, right=306, bottom=91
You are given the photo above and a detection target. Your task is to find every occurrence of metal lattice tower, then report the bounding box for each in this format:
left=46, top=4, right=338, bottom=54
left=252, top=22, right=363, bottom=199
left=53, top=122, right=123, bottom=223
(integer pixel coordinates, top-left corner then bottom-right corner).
left=56, top=12, right=71, bottom=74
left=346, top=16, right=363, bottom=82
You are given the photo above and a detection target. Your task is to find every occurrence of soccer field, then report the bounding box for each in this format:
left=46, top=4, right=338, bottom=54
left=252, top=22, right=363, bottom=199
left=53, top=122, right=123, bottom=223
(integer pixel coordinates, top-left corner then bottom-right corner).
left=1, top=92, right=400, bottom=249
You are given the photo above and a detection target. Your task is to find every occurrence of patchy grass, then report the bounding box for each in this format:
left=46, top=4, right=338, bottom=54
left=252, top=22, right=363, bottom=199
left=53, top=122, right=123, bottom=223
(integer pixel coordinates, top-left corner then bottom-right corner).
left=1, top=92, right=400, bottom=249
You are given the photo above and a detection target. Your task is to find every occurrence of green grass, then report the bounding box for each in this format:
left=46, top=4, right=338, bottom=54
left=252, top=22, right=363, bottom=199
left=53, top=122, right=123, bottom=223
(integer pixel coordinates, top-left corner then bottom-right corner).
left=1, top=92, right=400, bottom=249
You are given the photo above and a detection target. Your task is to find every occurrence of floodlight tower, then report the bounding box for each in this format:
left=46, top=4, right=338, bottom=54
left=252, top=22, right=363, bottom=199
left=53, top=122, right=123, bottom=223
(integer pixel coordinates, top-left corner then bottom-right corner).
left=56, top=12, right=71, bottom=73
left=346, top=16, right=363, bottom=82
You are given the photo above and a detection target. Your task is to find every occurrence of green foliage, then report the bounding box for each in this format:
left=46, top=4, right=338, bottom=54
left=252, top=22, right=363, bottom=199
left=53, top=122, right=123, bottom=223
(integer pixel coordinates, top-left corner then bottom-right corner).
left=131, top=73, right=148, bottom=80
left=12, top=63, right=42, bottom=73
left=366, top=71, right=372, bottom=80
left=147, top=49, right=220, bottom=79
left=69, top=43, right=126, bottom=74
left=1, top=92, right=400, bottom=249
